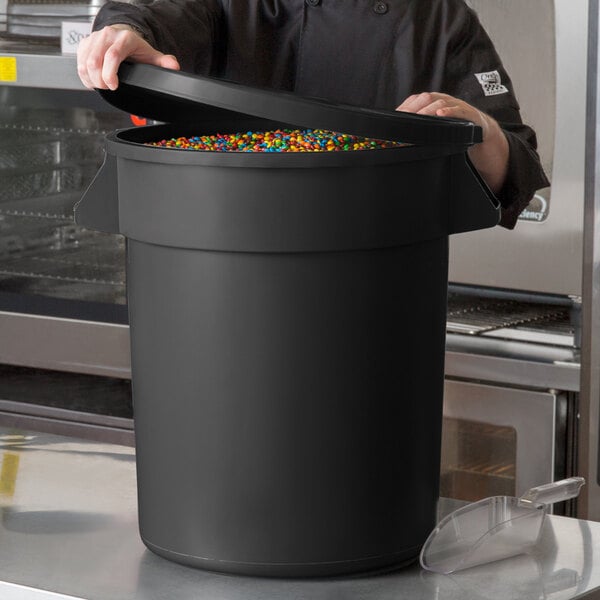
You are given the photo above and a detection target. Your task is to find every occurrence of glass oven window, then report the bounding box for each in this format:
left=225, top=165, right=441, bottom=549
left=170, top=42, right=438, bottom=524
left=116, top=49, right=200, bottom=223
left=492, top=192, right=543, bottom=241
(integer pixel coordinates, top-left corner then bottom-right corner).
left=0, top=95, right=131, bottom=320
left=440, top=416, right=517, bottom=502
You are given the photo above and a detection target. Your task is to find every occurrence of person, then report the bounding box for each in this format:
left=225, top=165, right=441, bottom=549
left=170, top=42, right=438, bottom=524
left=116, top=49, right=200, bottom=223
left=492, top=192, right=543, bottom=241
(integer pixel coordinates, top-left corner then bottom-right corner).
left=77, top=0, right=548, bottom=228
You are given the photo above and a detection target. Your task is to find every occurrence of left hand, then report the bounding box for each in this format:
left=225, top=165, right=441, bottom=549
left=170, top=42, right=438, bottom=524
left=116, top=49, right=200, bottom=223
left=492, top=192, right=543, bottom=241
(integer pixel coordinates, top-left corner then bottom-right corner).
left=396, top=92, right=509, bottom=194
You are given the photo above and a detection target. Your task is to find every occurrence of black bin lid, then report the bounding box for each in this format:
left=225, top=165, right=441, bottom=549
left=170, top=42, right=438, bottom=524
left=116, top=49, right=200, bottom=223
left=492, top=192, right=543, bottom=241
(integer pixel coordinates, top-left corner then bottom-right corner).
left=98, top=62, right=482, bottom=146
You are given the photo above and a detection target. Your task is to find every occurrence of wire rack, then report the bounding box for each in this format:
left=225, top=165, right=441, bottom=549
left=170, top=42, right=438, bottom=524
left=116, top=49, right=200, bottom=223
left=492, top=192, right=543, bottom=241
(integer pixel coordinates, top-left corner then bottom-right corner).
left=0, top=108, right=129, bottom=305
left=446, top=292, right=574, bottom=342
left=0, top=0, right=104, bottom=40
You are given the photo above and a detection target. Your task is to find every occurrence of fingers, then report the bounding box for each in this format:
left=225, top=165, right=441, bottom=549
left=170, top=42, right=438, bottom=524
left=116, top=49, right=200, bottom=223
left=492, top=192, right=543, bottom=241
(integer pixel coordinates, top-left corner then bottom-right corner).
left=101, top=37, right=135, bottom=90
left=396, top=92, right=485, bottom=129
left=155, top=54, right=181, bottom=71
left=77, top=26, right=140, bottom=90
left=437, top=105, right=491, bottom=140
left=416, top=98, right=454, bottom=116
left=77, top=25, right=180, bottom=91
left=76, top=35, right=96, bottom=90
left=396, top=92, right=448, bottom=113
left=434, top=105, right=468, bottom=119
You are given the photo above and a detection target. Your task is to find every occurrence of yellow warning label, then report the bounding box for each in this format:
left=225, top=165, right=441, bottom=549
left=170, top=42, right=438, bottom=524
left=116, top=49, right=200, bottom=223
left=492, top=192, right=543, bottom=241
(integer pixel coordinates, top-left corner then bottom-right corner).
left=0, top=452, right=19, bottom=496
left=0, top=57, right=17, bottom=82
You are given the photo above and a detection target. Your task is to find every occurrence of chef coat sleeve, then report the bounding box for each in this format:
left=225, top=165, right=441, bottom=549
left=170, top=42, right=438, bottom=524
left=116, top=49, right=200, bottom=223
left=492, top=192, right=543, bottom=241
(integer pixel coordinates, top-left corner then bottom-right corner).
left=440, top=2, right=550, bottom=229
left=92, top=0, right=223, bottom=75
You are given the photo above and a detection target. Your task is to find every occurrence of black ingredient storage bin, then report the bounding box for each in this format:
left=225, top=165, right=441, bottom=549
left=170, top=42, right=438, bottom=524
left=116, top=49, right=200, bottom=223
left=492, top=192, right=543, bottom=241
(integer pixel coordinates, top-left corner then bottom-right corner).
left=75, top=63, right=500, bottom=577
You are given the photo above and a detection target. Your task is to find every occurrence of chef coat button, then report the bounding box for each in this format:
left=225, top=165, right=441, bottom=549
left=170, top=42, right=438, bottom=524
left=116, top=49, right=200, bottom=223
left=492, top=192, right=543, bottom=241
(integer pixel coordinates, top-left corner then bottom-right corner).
left=373, top=1, right=388, bottom=14
left=306, top=0, right=321, bottom=6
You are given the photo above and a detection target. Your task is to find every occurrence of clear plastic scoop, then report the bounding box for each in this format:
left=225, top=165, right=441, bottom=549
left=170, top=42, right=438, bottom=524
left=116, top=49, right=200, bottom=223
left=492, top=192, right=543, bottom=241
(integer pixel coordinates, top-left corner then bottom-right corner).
left=420, top=477, right=585, bottom=574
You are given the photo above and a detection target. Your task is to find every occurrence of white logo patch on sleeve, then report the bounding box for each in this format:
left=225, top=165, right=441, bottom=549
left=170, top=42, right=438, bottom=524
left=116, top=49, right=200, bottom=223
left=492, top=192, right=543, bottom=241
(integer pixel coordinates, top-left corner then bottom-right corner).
left=475, top=70, right=509, bottom=96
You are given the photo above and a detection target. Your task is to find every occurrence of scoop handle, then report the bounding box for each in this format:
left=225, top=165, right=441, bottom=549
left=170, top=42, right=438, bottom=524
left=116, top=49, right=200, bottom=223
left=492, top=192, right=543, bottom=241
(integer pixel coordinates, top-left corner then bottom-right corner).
left=519, top=477, right=585, bottom=506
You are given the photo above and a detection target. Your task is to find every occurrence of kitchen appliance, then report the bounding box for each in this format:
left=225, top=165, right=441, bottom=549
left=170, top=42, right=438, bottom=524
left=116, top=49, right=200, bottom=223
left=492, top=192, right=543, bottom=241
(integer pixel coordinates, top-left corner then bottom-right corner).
left=0, top=54, right=133, bottom=440
left=442, top=0, right=600, bottom=519
left=0, top=91, right=129, bottom=319
left=441, top=378, right=575, bottom=508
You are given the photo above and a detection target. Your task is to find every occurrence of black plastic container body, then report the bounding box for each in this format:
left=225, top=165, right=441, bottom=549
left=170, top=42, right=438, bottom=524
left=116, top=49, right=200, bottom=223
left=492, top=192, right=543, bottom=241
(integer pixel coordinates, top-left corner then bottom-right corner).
left=76, top=117, right=499, bottom=577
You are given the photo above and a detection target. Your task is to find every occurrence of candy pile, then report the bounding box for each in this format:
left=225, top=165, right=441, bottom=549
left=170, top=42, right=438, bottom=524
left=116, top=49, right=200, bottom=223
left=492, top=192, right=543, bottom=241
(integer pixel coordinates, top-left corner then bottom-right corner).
left=148, top=128, right=406, bottom=152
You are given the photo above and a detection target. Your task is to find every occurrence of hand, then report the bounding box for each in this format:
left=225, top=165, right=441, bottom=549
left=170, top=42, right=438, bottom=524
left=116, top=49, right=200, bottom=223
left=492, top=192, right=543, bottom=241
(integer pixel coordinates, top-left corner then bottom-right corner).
left=77, top=24, right=181, bottom=91
left=396, top=92, right=509, bottom=194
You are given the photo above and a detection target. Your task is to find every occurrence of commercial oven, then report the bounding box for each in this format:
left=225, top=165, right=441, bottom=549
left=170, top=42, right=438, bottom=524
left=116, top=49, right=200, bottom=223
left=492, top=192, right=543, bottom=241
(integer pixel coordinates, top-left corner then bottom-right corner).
left=447, top=0, right=600, bottom=521
left=441, top=380, right=572, bottom=505
left=0, top=41, right=133, bottom=442
left=0, top=43, right=131, bottom=379
left=441, top=288, right=579, bottom=515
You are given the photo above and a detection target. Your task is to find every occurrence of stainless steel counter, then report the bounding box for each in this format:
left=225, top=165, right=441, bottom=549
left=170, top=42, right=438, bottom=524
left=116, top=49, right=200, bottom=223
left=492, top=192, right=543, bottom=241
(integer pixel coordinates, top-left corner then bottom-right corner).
left=0, top=428, right=597, bottom=600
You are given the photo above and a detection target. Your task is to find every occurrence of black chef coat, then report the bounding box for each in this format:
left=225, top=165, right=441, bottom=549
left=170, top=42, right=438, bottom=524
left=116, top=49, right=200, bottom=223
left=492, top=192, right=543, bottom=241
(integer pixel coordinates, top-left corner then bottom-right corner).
left=94, top=0, right=549, bottom=229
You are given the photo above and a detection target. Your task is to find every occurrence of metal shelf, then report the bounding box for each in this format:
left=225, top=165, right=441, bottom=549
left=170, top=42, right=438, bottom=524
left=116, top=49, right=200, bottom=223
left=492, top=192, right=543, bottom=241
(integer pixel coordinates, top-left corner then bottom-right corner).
left=0, top=43, right=84, bottom=90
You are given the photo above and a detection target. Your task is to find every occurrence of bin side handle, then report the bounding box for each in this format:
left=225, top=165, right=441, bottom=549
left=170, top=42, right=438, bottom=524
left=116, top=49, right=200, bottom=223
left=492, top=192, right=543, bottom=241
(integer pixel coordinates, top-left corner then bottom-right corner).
left=449, top=153, right=501, bottom=235
left=74, top=153, right=120, bottom=235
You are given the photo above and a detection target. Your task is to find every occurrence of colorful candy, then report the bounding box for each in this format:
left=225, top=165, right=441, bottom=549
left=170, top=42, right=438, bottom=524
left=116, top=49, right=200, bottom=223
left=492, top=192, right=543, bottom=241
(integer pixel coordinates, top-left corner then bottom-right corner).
left=147, top=128, right=406, bottom=152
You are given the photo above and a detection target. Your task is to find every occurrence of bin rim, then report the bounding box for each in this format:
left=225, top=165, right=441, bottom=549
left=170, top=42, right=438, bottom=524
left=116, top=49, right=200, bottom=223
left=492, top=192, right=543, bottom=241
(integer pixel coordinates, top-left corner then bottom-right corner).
left=106, top=124, right=471, bottom=168
left=98, top=62, right=483, bottom=148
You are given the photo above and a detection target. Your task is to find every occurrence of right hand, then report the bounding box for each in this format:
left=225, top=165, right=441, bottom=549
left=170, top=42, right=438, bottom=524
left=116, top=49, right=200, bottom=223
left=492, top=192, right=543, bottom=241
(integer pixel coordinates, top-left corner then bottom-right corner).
left=77, top=24, right=180, bottom=91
